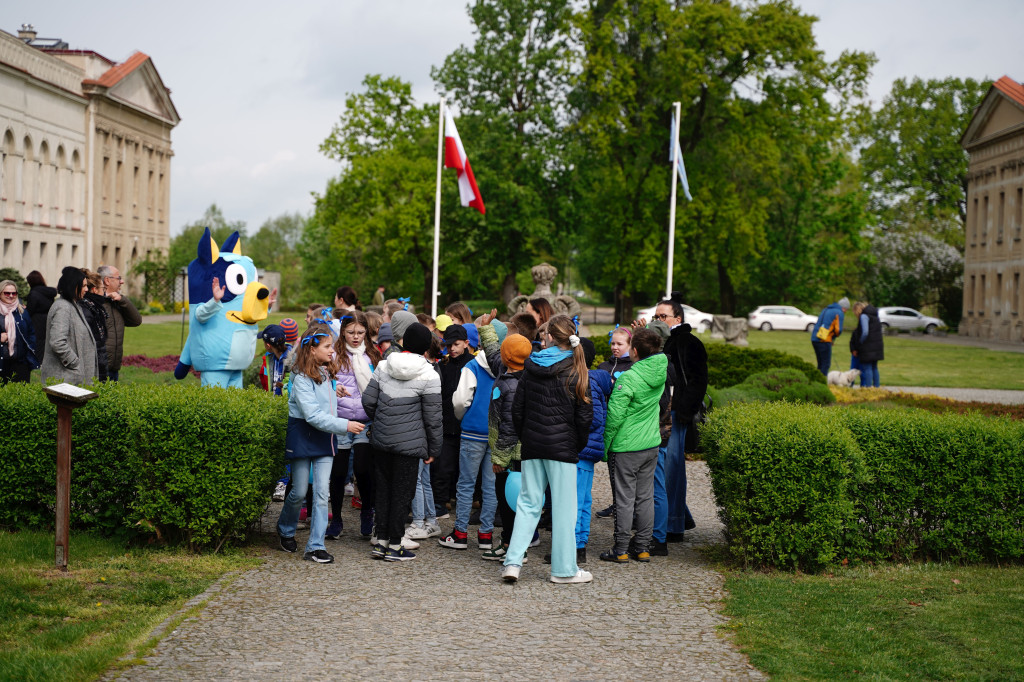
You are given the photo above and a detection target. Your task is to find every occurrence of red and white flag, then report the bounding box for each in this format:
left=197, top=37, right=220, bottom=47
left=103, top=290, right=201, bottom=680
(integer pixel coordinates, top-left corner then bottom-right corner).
left=443, top=107, right=485, bottom=214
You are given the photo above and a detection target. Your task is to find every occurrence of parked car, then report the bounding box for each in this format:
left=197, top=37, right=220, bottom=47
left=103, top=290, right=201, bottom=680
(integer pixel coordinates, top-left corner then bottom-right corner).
left=636, top=303, right=714, bottom=333
left=747, top=305, right=817, bottom=332
left=877, top=307, right=945, bottom=333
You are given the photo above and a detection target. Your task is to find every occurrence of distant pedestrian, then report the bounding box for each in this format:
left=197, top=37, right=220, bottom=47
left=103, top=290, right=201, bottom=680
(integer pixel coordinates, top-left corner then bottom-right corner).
left=97, top=265, right=142, bottom=381
left=0, top=279, right=39, bottom=383
left=810, top=297, right=849, bottom=376
left=850, top=301, right=883, bottom=387
left=372, top=285, right=386, bottom=307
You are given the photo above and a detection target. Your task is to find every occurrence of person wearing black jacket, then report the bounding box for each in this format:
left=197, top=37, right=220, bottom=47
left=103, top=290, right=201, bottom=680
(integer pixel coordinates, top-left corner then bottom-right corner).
left=650, top=298, right=707, bottom=549
left=25, top=271, right=56, bottom=364
left=79, top=271, right=110, bottom=381
left=850, top=301, right=884, bottom=388
left=431, top=323, right=474, bottom=519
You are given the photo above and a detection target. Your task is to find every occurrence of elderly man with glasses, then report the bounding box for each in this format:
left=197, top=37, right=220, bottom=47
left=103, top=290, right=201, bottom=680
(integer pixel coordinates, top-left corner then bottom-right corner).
left=96, top=265, right=142, bottom=381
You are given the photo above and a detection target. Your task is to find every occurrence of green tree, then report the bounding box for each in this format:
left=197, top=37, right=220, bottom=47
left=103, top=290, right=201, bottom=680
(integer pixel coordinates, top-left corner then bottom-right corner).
left=248, top=212, right=305, bottom=307
left=168, top=204, right=247, bottom=272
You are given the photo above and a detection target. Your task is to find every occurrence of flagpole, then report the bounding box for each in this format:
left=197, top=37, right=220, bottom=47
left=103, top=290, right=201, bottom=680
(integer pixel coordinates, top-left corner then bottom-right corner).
left=431, top=97, right=445, bottom=319
left=666, top=101, right=681, bottom=301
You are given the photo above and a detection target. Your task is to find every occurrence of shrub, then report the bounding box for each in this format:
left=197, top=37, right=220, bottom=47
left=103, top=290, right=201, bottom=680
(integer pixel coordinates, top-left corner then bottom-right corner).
left=706, top=343, right=823, bottom=388
left=588, top=333, right=613, bottom=369
left=0, top=382, right=287, bottom=551
left=0, top=267, right=29, bottom=298
left=711, top=367, right=835, bottom=408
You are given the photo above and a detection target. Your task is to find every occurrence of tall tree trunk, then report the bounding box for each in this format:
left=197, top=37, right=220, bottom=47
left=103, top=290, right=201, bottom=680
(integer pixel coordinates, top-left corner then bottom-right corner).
left=717, top=262, right=736, bottom=316
left=500, top=271, right=518, bottom=309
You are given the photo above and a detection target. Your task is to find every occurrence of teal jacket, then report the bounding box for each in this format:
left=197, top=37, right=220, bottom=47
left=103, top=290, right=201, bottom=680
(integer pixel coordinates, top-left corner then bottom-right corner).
left=604, top=353, right=668, bottom=453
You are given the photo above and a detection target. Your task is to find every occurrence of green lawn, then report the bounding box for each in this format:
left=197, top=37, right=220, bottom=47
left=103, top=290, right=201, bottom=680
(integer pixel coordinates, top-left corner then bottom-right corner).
left=0, top=530, right=259, bottom=682
left=123, top=312, right=295, bottom=358
left=723, top=563, right=1024, bottom=680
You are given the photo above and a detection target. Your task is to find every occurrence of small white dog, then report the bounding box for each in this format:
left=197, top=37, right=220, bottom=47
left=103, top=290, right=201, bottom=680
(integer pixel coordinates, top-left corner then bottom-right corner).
left=827, top=368, right=861, bottom=387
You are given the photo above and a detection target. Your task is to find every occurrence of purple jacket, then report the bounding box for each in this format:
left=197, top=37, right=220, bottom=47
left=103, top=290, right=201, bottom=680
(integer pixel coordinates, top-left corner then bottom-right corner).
left=336, top=351, right=373, bottom=421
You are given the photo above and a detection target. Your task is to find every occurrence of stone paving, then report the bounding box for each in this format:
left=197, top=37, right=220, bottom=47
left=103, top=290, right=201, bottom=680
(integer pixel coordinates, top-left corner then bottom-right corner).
left=108, top=461, right=764, bottom=681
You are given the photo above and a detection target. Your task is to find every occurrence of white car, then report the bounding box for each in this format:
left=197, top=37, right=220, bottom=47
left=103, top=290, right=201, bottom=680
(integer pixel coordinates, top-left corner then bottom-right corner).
left=877, top=307, right=945, bottom=333
left=747, top=305, right=817, bottom=332
left=636, top=303, right=713, bottom=333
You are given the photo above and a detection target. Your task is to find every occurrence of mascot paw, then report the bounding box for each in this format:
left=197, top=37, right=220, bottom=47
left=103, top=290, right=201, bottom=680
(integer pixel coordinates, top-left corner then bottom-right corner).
left=173, top=362, right=191, bottom=380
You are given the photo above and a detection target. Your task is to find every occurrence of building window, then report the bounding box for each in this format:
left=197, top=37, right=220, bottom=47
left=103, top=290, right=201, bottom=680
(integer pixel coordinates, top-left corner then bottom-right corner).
left=102, top=157, right=110, bottom=213
left=2, top=239, right=10, bottom=260
left=980, top=274, right=986, bottom=314
left=998, top=191, right=1005, bottom=242
left=1014, top=273, right=1021, bottom=316
left=71, top=244, right=78, bottom=262
left=22, top=240, right=29, bottom=259
left=972, top=197, right=979, bottom=243
left=115, top=160, right=123, bottom=215
left=982, top=196, right=989, bottom=241
left=102, top=245, right=108, bottom=262
left=1017, top=187, right=1023, bottom=238
left=969, top=275, right=975, bottom=314
left=997, top=273, right=1003, bottom=314
left=56, top=243, right=63, bottom=261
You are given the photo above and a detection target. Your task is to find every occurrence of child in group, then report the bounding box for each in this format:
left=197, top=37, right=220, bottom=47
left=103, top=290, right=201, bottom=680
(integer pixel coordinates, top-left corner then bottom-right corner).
left=376, top=323, right=393, bottom=355
left=445, top=301, right=473, bottom=325
left=416, top=313, right=436, bottom=333
left=600, top=328, right=667, bottom=564
left=440, top=320, right=502, bottom=551
left=362, top=323, right=442, bottom=561
left=431, top=323, right=474, bottom=520
left=481, top=332, right=532, bottom=561
left=595, top=326, right=634, bottom=519
left=364, top=311, right=383, bottom=344
left=382, top=299, right=404, bottom=322
left=502, top=314, right=594, bottom=584
left=570, top=338, right=612, bottom=564
left=277, top=327, right=365, bottom=564
left=257, top=324, right=294, bottom=396
left=305, top=304, right=325, bottom=327
left=327, top=311, right=381, bottom=540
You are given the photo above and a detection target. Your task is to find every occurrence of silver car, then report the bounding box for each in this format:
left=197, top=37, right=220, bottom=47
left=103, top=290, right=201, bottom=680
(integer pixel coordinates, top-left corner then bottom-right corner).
left=877, top=307, right=945, bottom=333
left=747, top=305, right=818, bottom=332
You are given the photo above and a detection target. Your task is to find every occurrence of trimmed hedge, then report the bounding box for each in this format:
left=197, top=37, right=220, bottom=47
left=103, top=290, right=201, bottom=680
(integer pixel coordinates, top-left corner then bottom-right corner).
left=706, top=343, right=823, bottom=388
left=711, top=367, right=835, bottom=407
left=1, top=382, right=287, bottom=551
left=703, top=402, right=1024, bottom=570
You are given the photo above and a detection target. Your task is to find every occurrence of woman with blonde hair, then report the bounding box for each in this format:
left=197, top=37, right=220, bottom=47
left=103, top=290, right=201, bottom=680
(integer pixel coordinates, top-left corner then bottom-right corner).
left=0, top=280, right=40, bottom=383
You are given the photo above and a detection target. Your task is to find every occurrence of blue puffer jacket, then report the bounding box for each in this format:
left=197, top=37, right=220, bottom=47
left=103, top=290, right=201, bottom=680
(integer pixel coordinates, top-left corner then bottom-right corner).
left=578, top=368, right=612, bottom=463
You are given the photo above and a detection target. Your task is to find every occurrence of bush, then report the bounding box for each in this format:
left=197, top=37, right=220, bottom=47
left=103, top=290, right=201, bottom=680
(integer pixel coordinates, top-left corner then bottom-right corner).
left=0, top=267, right=29, bottom=299
left=706, top=343, right=823, bottom=388
left=588, top=333, right=613, bottom=369
left=0, top=382, right=287, bottom=551
left=710, top=367, right=835, bottom=408
left=703, top=402, right=1024, bottom=570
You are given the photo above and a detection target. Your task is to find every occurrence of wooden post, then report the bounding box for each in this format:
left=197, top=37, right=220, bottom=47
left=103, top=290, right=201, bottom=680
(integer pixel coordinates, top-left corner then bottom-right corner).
left=44, top=383, right=97, bottom=572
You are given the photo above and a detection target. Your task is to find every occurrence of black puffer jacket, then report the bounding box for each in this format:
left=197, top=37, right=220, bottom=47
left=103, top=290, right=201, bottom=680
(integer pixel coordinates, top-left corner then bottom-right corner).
left=850, top=305, right=884, bottom=363
left=436, top=351, right=473, bottom=436
left=597, top=354, right=633, bottom=383
left=663, top=323, right=709, bottom=419
left=512, top=354, right=593, bottom=465
left=362, top=352, right=442, bottom=459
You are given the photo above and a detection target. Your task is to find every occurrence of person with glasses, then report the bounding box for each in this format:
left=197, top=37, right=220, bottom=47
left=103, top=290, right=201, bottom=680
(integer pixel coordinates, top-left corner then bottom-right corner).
left=79, top=270, right=110, bottom=381
left=25, top=271, right=56, bottom=363
left=96, top=265, right=142, bottom=382
left=39, top=267, right=98, bottom=386
left=0, top=280, right=40, bottom=383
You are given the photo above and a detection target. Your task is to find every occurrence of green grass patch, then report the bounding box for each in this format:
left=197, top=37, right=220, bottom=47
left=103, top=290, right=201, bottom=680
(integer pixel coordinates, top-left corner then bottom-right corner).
left=0, top=530, right=259, bottom=681
left=122, top=312, right=296, bottom=358
left=723, top=563, right=1024, bottom=680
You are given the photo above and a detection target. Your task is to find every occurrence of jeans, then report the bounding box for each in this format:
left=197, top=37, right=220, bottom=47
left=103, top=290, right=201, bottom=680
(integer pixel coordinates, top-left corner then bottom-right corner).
left=812, top=341, right=832, bottom=376
left=277, top=455, right=333, bottom=553
left=665, top=413, right=694, bottom=534
left=653, top=445, right=667, bottom=542
left=108, top=369, right=119, bottom=382
left=411, top=459, right=437, bottom=524
left=504, top=459, right=579, bottom=578
left=575, top=460, right=595, bottom=549
left=860, top=361, right=880, bottom=387
left=455, top=439, right=496, bottom=534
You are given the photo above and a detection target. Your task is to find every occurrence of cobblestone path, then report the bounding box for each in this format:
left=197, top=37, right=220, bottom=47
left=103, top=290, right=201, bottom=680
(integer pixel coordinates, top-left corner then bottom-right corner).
left=109, top=461, right=764, bottom=681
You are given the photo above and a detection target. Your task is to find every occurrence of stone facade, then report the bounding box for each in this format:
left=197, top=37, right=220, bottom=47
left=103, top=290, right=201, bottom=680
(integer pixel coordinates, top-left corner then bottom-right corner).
left=960, top=76, right=1024, bottom=344
left=0, top=25, right=178, bottom=287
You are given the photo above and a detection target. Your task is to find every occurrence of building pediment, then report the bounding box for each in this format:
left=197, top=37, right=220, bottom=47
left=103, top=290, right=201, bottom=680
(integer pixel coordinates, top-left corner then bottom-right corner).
left=83, top=52, right=180, bottom=127
left=962, top=76, right=1024, bottom=151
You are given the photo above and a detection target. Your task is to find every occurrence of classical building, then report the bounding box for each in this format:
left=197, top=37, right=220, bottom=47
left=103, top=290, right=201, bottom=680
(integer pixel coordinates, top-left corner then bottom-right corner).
left=960, top=75, right=1024, bottom=344
left=0, top=24, right=178, bottom=286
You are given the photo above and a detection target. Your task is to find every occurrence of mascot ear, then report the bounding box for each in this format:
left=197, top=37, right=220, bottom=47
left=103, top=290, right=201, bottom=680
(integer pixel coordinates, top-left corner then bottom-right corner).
left=197, top=227, right=219, bottom=265
left=221, top=231, right=242, bottom=255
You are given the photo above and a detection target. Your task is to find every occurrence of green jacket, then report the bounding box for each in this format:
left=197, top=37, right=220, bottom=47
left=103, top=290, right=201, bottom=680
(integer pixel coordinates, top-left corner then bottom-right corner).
left=604, top=353, right=667, bottom=454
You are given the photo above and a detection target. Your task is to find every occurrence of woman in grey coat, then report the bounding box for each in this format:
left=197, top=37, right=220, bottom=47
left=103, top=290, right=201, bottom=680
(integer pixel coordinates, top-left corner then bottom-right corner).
left=39, top=267, right=98, bottom=386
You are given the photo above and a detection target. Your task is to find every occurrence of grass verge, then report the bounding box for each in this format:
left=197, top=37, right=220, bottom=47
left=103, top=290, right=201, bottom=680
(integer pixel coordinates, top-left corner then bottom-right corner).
left=0, top=530, right=260, bottom=681
left=722, top=563, right=1024, bottom=680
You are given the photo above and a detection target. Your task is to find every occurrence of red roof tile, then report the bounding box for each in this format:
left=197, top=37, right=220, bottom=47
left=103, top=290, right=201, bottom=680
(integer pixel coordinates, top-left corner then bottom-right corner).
left=993, top=75, right=1024, bottom=109
left=82, top=51, right=149, bottom=88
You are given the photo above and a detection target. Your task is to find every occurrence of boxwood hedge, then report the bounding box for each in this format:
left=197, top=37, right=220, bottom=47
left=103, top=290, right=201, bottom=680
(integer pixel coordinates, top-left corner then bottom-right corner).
left=1, top=382, right=286, bottom=551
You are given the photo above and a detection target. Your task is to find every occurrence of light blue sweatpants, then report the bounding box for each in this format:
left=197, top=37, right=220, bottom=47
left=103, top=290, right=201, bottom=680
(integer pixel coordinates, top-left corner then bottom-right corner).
left=504, top=459, right=579, bottom=578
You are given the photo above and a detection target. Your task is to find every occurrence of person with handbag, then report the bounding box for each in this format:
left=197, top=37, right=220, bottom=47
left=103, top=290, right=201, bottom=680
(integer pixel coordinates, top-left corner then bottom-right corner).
left=810, top=297, right=850, bottom=376
left=277, top=326, right=364, bottom=564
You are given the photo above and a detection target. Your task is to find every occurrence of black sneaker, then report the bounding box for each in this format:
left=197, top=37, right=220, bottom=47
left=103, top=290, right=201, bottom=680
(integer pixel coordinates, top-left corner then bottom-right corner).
left=599, top=550, right=629, bottom=563
left=279, top=534, right=297, bottom=553
left=666, top=531, right=686, bottom=543
left=370, top=543, right=386, bottom=560
left=303, top=549, right=334, bottom=563
left=384, top=546, right=416, bottom=562
left=649, top=540, right=668, bottom=556
left=577, top=547, right=587, bottom=564
left=595, top=504, right=614, bottom=519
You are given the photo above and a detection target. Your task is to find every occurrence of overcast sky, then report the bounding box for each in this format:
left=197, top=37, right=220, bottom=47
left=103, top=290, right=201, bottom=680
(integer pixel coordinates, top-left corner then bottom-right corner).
left=8, top=1, right=1023, bottom=236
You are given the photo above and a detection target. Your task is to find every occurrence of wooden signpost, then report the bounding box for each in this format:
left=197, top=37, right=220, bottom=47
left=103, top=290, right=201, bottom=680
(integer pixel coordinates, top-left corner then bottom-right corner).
left=43, top=383, right=97, bottom=571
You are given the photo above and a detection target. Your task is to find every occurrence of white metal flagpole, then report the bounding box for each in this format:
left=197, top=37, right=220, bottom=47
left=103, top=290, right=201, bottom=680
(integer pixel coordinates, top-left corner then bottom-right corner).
left=666, top=101, right=681, bottom=301
left=431, top=97, right=445, bottom=319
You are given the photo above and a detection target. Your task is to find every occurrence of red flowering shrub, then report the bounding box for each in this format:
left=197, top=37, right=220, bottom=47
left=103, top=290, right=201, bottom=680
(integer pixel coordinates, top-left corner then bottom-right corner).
left=121, top=354, right=183, bottom=373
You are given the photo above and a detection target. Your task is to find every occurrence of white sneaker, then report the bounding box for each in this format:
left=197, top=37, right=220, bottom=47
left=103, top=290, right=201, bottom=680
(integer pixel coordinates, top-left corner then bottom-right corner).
left=272, top=482, right=287, bottom=501
left=344, top=482, right=355, bottom=496
left=550, top=569, right=593, bottom=584
left=423, top=521, right=442, bottom=538
left=405, top=525, right=431, bottom=540
left=502, top=565, right=520, bottom=583
left=401, top=535, right=421, bottom=550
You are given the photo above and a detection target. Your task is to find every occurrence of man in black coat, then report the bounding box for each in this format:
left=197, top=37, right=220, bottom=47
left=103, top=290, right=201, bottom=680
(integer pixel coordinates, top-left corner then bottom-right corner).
left=646, top=298, right=708, bottom=552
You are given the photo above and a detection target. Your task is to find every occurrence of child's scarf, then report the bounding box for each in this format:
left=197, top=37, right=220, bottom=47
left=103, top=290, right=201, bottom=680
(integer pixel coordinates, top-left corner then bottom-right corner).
left=347, top=342, right=373, bottom=392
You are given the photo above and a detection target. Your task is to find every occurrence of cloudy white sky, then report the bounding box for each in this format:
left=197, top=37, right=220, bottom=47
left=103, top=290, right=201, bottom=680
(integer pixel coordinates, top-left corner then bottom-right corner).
left=8, top=1, right=1023, bottom=235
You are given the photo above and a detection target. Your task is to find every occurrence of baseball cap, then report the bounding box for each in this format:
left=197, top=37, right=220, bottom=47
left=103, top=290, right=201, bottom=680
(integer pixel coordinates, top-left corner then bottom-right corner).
left=442, top=324, right=468, bottom=344
left=258, top=324, right=286, bottom=346
left=463, top=323, right=479, bottom=349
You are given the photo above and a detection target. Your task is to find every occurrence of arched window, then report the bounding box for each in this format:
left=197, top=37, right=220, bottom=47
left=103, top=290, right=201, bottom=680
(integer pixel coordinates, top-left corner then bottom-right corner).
left=71, top=149, right=83, bottom=229
left=55, top=146, right=66, bottom=228
left=39, top=141, right=51, bottom=226
left=22, top=135, right=34, bottom=224
left=2, top=130, right=15, bottom=221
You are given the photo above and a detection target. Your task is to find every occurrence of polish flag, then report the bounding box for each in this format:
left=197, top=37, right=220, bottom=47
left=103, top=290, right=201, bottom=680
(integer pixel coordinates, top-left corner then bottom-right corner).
left=444, top=107, right=486, bottom=214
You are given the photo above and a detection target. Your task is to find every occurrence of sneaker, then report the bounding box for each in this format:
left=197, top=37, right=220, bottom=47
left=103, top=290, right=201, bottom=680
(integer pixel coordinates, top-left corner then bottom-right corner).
left=405, top=524, right=430, bottom=540
left=529, top=530, right=541, bottom=548
left=272, top=482, right=287, bottom=501
left=550, top=569, right=593, bottom=584
left=482, top=544, right=508, bottom=561
left=438, top=530, right=468, bottom=549
left=401, top=535, right=420, bottom=550
left=370, top=543, right=386, bottom=559
left=599, top=550, right=629, bottom=563
left=344, top=482, right=355, bottom=496
left=279, top=534, right=297, bottom=553
left=666, top=531, right=686, bottom=543
left=502, top=565, right=520, bottom=583
left=595, top=504, right=614, bottom=519
left=423, top=521, right=442, bottom=538
left=629, top=549, right=651, bottom=563
left=437, top=512, right=450, bottom=520
left=577, top=547, right=587, bottom=564
left=352, top=496, right=362, bottom=509
left=384, top=546, right=416, bottom=562
left=303, top=549, right=334, bottom=563
left=649, top=540, right=668, bottom=557
left=360, top=510, right=374, bottom=538
left=325, top=519, right=343, bottom=540
left=478, top=531, right=494, bottom=550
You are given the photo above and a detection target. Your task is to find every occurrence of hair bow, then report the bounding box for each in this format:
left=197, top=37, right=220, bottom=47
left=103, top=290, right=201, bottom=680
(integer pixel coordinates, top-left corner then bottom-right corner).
left=398, top=296, right=410, bottom=311
left=301, top=332, right=329, bottom=347
left=572, top=315, right=580, bottom=334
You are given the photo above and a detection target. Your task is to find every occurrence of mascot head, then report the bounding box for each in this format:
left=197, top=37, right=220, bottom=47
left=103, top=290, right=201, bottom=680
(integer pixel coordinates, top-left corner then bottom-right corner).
left=188, top=227, right=270, bottom=324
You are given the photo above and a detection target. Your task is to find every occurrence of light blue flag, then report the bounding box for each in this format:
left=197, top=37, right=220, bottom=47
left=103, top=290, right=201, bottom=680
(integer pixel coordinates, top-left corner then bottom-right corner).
left=669, top=109, right=693, bottom=201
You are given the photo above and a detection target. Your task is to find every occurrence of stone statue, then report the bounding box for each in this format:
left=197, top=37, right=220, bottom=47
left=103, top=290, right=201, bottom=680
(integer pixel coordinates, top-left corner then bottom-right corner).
left=508, top=263, right=582, bottom=321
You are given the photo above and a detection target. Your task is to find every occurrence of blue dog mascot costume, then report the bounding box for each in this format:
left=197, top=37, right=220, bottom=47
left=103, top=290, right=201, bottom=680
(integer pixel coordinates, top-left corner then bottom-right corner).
left=174, top=227, right=270, bottom=388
